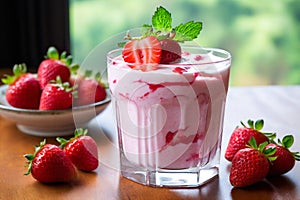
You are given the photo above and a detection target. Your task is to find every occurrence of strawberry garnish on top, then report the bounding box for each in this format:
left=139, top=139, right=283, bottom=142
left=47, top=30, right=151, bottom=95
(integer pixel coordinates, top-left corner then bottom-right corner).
left=159, top=38, right=182, bottom=64
left=265, top=135, right=300, bottom=176
left=225, top=119, right=276, bottom=161
left=38, top=46, right=79, bottom=89
left=119, top=6, right=202, bottom=71
left=122, top=36, right=162, bottom=71
left=1, top=64, right=41, bottom=109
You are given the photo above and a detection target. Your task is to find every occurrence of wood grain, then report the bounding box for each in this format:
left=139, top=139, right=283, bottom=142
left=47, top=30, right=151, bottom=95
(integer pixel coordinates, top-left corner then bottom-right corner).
left=1, top=86, right=300, bottom=199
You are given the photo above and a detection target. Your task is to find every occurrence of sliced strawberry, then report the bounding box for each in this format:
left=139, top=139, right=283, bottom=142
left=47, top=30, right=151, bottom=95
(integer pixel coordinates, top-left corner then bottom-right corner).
left=122, top=36, right=161, bottom=71
left=160, top=39, right=182, bottom=64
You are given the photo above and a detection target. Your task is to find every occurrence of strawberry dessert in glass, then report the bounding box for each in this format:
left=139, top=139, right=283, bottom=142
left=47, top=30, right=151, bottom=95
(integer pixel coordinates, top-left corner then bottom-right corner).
left=107, top=6, right=231, bottom=187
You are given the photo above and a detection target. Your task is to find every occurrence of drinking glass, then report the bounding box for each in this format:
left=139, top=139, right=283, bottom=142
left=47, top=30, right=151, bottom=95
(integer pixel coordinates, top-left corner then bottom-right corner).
left=107, top=46, right=231, bottom=187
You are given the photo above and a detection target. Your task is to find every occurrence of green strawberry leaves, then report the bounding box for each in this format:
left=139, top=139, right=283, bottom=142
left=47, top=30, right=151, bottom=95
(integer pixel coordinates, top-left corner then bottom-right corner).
left=241, top=119, right=264, bottom=131
left=47, top=47, right=59, bottom=60
left=241, top=119, right=276, bottom=141
left=45, top=46, right=80, bottom=73
left=1, top=63, right=27, bottom=85
left=247, top=137, right=277, bottom=162
left=279, top=135, right=294, bottom=149
left=57, top=128, right=88, bottom=149
left=24, top=139, right=47, bottom=176
left=276, top=135, right=300, bottom=161
left=50, top=76, right=75, bottom=94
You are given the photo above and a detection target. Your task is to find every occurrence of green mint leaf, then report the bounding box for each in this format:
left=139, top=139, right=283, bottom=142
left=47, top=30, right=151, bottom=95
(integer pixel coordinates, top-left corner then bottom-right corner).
left=152, top=6, right=172, bottom=32
left=173, top=21, right=202, bottom=42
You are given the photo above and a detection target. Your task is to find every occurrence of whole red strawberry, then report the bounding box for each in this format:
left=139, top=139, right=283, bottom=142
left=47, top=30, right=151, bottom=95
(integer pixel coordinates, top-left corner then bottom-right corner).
left=229, top=137, right=276, bottom=187
left=37, top=46, right=79, bottom=89
left=57, top=128, right=99, bottom=172
left=73, top=71, right=107, bottom=106
left=2, top=64, right=41, bottom=109
left=122, top=36, right=162, bottom=71
left=24, top=139, right=77, bottom=183
left=225, top=119, right=276, bottom=161
left=159, top=38, right=181, bottom=64
left=265, top=135, right=300, bottom=176
left=39, top=76, right=74, bottom=110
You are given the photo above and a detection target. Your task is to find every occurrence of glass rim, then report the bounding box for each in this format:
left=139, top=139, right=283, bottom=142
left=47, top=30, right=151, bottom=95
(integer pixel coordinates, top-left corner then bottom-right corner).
left=107, top=46, right=231, bottom=67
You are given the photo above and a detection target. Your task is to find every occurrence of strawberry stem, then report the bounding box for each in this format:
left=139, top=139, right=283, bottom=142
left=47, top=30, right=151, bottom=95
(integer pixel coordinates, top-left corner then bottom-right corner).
left=51, top=76, right=74, bottom=93
left=45, top=46, right=80, bottom=73
left=56, top=128, right=88, bottom=149
left=24, top=139, right=47, bottom=176
left=276, top=135, right=300, bottom=161
left=47, top=46, right=59, bottom=60
left=240, top=119, right=276, bottom=141
left=247, top=137, right=277, bottom=162
left=1, top=63, right=27, bottom=85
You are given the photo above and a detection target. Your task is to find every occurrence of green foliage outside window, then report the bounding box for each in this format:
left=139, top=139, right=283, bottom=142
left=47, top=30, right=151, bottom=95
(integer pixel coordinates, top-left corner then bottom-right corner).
left=70, top=0, right=300, bottom=86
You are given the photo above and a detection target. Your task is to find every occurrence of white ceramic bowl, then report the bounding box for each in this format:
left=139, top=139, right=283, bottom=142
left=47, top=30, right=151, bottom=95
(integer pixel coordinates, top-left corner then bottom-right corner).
left=0, top=85, right=111, bottom=137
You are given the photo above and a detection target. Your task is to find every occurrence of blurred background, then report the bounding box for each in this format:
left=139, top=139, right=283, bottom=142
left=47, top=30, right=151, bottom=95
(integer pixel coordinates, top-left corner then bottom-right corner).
left=1, top=0, right=299, bottom=86
left=69, top=0, right=300, bottom=86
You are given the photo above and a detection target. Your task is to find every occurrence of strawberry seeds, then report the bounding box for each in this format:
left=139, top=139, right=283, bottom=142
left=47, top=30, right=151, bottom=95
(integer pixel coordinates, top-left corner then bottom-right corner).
left=225, top=119, right=300, bottom=188
left=1, top=46, right=107, bottom=110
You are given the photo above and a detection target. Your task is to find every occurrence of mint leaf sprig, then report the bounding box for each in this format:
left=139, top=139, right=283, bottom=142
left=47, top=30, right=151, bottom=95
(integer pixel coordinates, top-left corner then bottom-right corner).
left=118, top=6, right=203, bottom=47
left=149, top=6, right=203, bottom=42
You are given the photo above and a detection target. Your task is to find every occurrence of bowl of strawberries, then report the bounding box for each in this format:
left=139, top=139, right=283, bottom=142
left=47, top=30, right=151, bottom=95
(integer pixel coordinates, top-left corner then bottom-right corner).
left=0, top=47, right=110, bottom=137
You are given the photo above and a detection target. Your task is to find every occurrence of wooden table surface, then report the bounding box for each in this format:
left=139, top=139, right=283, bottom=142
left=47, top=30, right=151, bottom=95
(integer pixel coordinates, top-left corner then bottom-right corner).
left=1, top=85, right=300, bottom=200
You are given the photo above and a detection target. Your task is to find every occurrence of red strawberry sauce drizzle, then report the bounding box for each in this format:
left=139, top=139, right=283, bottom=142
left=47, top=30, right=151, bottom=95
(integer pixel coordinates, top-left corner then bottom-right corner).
left=134, top=73, right=200, bottom=97
left=165, top=130, right=178, bottom=145
left=172, top=67, right=187, bottom=74
left=116, top=73, right=210, bottom=156
left=194, top=55, right=202, bottom=61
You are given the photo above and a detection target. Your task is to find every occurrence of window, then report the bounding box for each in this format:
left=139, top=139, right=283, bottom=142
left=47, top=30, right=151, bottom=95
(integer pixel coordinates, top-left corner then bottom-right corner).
left=69, top=0, right=300, bottom=86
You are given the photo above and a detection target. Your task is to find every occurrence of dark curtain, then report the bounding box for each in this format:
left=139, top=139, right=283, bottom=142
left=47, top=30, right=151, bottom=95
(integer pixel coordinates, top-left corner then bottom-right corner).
left=0, top=0, right=70, bottom=71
